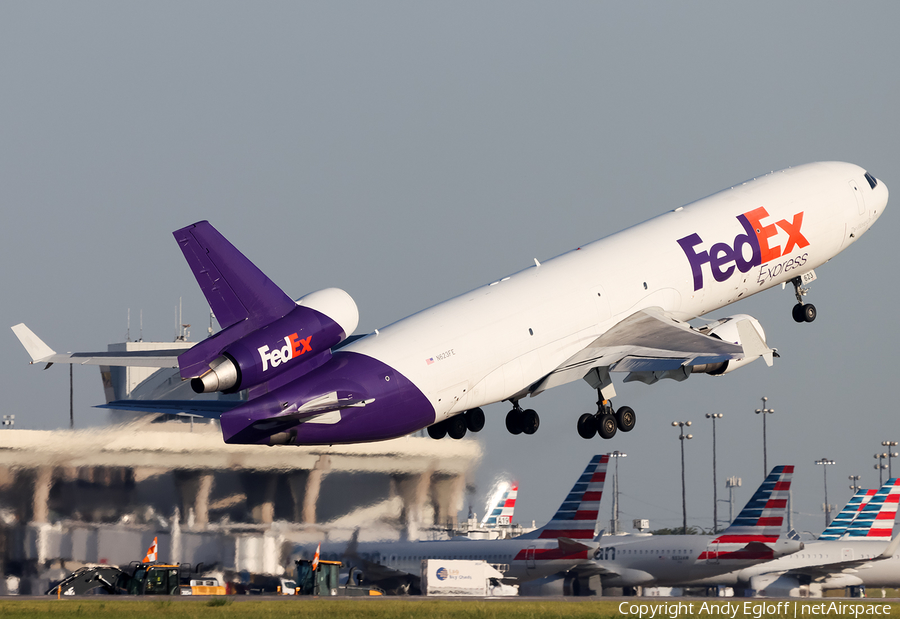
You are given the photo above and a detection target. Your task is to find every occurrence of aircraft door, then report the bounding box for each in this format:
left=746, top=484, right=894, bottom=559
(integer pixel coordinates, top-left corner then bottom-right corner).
left=704, top=541, right=720, bottom=564
left=842, top=548, right=853, bottom=561
left=525, top=546, right=537, bottom=570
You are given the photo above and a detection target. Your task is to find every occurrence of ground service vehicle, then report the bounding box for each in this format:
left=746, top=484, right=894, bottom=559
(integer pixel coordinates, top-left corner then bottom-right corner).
left=294, top=559, right=383, bottom=596
left=48, top=563, right=225, bottom=596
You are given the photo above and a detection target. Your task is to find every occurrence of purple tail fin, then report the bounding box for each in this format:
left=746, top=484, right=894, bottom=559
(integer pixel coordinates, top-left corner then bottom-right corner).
left=173, top=221, right=295, bottom=330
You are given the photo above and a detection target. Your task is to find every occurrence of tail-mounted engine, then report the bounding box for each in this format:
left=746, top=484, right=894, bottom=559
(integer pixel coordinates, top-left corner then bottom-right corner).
left=184, top=288, right=359, bottom=394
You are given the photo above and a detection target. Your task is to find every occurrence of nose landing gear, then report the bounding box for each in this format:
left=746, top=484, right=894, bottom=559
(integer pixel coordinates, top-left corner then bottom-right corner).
left=791, top=274, right=816, bottom=323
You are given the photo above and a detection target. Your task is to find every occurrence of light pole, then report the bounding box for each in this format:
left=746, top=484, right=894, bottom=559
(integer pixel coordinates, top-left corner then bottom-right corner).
left=725, top=477, right=741, bottom=523
left=882, top=442, right=899, bottom=479
left=706, top=413, right=723, bottom=532
left=672, top=421, right=693, bottom=534
left=609, top=451, right=626, bottom=535
left=849, top=475, right=861, bottom=494
left=816, top=458, right=835, bottom=527
left=755, top=397, right=775, bottom=478
left=875, top=453, right=888, bottom=486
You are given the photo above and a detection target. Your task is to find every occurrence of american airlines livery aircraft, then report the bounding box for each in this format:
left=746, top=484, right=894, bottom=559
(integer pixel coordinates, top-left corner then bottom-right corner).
left=574, top=465, right=802, bottom=591
left=12, top=162, right=887, bottom=446
left=684, top=478, right=900, bottom=597
left=308, top=455, right=609, bottom=593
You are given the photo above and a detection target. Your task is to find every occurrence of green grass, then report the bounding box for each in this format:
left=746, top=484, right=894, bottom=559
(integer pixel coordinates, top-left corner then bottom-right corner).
left=0, top=598, right=897, bottom=619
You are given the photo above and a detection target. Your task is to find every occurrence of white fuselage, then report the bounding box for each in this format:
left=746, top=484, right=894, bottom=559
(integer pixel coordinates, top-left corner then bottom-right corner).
left=346, top=162, right=887, bottom=423
left=684, top=538, right=900, bottom=593
left=321, top=536, right=594, bottom=585
left=592, top=534, right=797, bottom=588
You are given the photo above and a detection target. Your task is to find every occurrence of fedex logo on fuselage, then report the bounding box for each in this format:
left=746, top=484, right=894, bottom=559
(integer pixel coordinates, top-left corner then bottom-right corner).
left=677, top=206, right=809, bottom=291
left=258, top=333, right=312, bottom=371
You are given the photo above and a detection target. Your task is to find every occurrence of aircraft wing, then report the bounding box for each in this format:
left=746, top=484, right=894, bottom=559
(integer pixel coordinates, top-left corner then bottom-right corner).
left=97, top=391, right=373, bottom=423
left=530, top=307, right=772, bottom=395
left=766, top=533, right=900, bottom=580
left=11, top=324, right=182, bottom=369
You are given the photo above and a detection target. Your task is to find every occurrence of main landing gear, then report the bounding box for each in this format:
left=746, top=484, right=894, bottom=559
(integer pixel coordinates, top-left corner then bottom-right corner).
left=577, top=390, right=636, bottom=440
left=505, top=402, right=540, bottom=436
left=426, top=407, right=485, bottom=440
left=790, top=275, right=816, bottom=323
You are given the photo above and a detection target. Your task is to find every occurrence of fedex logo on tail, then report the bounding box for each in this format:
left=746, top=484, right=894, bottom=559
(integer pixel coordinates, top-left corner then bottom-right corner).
left=258, top=333, right=313, bottom=371
left=677, top=207, right=809, bottom=291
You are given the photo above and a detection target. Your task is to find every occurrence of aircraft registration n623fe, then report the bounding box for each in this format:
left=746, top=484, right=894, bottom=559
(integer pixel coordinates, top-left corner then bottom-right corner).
left=12, top=162, right=888, bottom=446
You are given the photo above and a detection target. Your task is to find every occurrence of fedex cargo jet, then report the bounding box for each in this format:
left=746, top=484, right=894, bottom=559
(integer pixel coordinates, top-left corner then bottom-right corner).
left=12, top=162, right=887, bottom=446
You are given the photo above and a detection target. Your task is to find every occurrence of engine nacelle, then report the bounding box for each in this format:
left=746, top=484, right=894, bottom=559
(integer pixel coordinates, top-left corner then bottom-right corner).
left=691, top=314, right=769, bottom=376
left=191, top=288, right=358, bottom=393
left=749, top=573, right=822, bottom=598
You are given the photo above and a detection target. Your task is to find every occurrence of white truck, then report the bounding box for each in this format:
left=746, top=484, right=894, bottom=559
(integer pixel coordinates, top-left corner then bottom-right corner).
left=421, top=560, right=517, bottom=597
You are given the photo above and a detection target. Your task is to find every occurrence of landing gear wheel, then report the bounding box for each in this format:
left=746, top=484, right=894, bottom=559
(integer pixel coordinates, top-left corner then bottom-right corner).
left=615, top=406, right=636, bottom=432
left=427, top=422, right=446, bottom=440
left=596, top=413, right=618, bottom=439
left=447, top=415, right=468, bottom=440
left=792, top=303, right=805, bottom=323
left=465, top=407, right=485, bottom=433
left=506, top=409, right=524, bottom=435
left=802, top=303, right=816, bottom=322
left=577, top=413, right=596, bottom=439
left=521, top=409, right=540, bottom=435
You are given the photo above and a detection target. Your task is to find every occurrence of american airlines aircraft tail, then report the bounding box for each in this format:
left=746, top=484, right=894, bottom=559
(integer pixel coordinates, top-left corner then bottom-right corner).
left=818, top=488, right=879, bottom=540
left=843, top=478, right=900, bottom=539
left=521, top=454, right=609, bottom=540
left=702, top=465, right=794, bottom=560
left=481, top=482, right=518, bottom=528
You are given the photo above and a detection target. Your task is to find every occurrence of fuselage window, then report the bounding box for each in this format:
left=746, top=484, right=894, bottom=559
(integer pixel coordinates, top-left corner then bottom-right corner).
left=865, top=172, right=878, bottom=189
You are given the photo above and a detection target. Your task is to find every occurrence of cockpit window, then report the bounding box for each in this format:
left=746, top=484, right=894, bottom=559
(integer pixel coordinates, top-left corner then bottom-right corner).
left=865, top=172, right=878, bottom=190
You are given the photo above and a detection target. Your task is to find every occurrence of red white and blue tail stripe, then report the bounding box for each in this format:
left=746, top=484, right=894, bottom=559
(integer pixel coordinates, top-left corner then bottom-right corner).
left=537, top=454, right=608, bottom=540
left=713, top=465, right=793, bottom=545
left=844, top=478, right=900, bottom=539
left=482, top=482, right=518, bottom=527
left=818, top=488, right=878, bottom=540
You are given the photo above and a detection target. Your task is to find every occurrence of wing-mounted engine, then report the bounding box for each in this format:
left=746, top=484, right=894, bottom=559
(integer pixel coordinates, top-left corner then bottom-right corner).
left=617, top=311, right=776, bottom=386
left=691, top=314, right=775, bottom=375
left=184, top=288, right=359, bottom=394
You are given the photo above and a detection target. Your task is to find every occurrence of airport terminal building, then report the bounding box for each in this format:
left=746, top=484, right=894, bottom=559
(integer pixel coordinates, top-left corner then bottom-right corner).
left=0, top=340, right=482, bottom=594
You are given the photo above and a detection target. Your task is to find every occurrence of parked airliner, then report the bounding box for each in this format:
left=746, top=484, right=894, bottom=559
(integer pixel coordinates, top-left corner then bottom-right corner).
left=306, top=455, right=608, bottom=593
left=682, top=478, right=900, bottom=597
left=13, top=162, right=887, bottom=446
left=570, top=465, right=802, bottom=591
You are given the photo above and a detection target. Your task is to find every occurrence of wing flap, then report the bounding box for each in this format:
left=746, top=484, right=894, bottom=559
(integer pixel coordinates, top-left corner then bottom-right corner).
left=530, top=307, right=744, bottom=395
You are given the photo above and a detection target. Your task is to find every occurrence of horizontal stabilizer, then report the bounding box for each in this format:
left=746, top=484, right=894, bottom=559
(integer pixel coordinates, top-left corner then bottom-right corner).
left=97, top=400, right=239, bottom=419
left=11, top=323, right=55, bottom=363
left=557, top=537, right=591, bottom=554
left=11, top=324, right=182, bottom=368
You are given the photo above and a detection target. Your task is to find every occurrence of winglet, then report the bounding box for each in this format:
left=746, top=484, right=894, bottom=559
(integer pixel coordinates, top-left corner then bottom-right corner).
left=736, top=319, right=775, bottom=367
left=11, top=324, right=56, bottom=364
